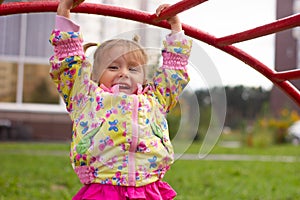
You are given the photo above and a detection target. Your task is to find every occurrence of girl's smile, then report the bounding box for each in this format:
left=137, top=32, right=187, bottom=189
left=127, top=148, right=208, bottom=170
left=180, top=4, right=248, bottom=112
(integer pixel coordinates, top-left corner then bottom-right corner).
left=98, top=46, right=145, bottom=94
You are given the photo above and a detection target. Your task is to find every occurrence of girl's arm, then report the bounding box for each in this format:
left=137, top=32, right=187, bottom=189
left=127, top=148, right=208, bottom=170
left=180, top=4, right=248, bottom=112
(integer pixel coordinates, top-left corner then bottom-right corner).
left=156, top=4, right=182, bottom=34
left=49, top=0, right=93, bottom=117
left=57, top=0, right=72, bottom=18
left=151, top=4, right=192, bottom=112
left=57, top=0, right=84, bottom=18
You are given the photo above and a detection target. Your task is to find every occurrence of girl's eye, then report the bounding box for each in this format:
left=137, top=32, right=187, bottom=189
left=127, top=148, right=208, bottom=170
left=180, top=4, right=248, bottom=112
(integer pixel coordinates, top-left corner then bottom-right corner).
left=129, top=66, right=139, bottom=72
left=108, top=66, right=118, bottom=70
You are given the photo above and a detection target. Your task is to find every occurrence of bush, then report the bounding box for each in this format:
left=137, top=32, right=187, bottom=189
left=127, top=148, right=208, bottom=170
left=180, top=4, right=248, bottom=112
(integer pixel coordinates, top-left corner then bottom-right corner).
left=248, top=109, right=300, bottom=146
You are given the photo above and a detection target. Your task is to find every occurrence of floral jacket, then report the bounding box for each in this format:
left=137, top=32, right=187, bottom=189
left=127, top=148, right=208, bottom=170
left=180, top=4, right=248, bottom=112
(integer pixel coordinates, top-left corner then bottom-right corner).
left=49, top=16, right=192, bottom=187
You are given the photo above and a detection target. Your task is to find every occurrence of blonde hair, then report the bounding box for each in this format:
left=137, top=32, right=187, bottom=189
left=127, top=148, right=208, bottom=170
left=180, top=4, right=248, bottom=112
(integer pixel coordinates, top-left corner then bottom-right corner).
left=84, top=37, right=148, bottom=84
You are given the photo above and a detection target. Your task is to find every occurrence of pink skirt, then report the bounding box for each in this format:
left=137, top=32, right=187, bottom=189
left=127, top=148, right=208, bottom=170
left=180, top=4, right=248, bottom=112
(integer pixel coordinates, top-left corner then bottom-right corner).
left=72, top=180, right=176, bottom=200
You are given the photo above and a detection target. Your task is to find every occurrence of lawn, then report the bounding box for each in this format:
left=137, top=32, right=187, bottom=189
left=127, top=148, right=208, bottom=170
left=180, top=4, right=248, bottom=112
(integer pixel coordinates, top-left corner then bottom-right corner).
left=0, top=142, right=299, bottom=200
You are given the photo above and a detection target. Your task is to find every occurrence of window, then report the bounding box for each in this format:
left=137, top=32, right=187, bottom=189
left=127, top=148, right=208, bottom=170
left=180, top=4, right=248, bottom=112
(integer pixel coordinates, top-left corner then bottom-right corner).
left=0, top=62, right=17, bottom=102
left=0, top=13, right=63, bottom=112
left=23, top=63, right=59, bottom=104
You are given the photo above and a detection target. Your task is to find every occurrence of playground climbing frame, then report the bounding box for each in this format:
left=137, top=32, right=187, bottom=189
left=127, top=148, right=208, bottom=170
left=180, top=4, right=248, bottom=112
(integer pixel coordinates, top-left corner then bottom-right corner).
left=0, top=0, right=300, bottom=105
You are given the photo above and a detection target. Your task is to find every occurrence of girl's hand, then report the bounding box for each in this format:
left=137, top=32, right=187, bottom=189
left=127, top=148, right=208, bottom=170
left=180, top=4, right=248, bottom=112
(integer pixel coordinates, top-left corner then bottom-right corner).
left=72, top=0, right=85, bottom=8
left=57, top=0, right=85, bottom=18
left=156, top=4, right=182, bottom=33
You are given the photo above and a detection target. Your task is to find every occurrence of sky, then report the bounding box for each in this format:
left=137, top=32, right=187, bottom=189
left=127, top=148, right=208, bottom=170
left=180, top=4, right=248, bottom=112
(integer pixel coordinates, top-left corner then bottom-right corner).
left=166, top=0, right=277, bottom=89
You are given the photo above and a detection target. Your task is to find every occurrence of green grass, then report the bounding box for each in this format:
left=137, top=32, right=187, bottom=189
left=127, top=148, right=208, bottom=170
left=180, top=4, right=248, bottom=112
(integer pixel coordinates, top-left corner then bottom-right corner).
left=165, top=160, right=300, bottom=200
left=0, top=142, right=299, bottom=199
left=187, top=141, right=300, bottom=156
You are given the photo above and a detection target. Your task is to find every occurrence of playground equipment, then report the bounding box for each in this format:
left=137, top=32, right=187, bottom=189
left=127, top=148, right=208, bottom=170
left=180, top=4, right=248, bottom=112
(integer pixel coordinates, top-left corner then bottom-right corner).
left=0, top=0, right=300, bottom=106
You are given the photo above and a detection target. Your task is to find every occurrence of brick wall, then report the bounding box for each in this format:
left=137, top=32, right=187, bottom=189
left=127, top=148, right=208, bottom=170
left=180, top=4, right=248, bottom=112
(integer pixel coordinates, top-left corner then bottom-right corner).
left=0, top=111, right=72, bottom=141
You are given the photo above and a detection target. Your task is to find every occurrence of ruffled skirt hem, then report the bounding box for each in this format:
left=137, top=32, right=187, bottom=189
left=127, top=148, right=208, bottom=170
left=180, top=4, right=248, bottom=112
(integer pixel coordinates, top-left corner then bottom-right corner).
left=72, top=180, right=176, bottom=200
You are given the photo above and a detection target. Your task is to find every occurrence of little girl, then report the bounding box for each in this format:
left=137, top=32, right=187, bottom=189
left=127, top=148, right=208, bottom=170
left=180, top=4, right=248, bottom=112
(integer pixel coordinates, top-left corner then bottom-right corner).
left=49, top=0, right=192, bottom=199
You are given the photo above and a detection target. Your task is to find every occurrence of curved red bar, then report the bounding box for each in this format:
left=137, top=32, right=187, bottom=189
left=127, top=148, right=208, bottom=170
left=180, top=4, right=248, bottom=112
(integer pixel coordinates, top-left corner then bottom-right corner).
left=1, top=1, right=300, bottom=106
left=216, top=14, right=300, bottom=46
left=151, top=0, right=208, bottom=22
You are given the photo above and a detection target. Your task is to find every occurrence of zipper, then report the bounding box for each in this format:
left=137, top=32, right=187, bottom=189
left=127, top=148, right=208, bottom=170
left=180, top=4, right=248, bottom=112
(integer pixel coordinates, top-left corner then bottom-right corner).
left=128, top=95, right=139, bottom=186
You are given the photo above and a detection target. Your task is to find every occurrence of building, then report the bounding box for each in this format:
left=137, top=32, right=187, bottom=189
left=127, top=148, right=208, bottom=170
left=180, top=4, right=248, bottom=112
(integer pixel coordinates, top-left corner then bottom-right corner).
left=0, top=0, right=162, bottom=141
left=270, top=0, right=300, bottom=115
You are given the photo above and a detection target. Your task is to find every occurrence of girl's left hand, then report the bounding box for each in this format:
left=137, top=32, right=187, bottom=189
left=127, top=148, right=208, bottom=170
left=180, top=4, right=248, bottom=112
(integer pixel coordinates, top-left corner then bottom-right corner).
left=156, top=4, right=182, bottom=33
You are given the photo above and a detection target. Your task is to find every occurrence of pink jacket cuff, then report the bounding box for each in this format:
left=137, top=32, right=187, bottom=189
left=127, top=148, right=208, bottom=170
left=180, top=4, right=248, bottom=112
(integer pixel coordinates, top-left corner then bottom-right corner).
left=55, top=15, right=80, bottom=32
left=166, top=30, right=185, bottom=43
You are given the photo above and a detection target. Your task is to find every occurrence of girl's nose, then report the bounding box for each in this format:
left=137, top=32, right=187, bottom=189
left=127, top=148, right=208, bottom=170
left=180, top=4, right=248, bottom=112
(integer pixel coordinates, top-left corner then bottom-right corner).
left=119, top=68, right=129, bottom=78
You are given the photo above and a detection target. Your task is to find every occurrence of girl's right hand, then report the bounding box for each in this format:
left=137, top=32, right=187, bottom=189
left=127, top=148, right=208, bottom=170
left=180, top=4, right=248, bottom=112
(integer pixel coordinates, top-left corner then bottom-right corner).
left=72, top=0, right=85, bottom=8
left=57, top=0, right=85, bottom=18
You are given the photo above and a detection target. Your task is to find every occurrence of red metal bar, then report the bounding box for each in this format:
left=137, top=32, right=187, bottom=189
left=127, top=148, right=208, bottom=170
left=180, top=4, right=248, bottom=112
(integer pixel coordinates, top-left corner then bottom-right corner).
left=150, top=0, right=208, bottom=23
left=273, top=69, right=300, bottom=82
left=1, top=2, right=300, bottom=106
left=0, top=2, right=168, bottom=28
left=216, top=14, right=300, bottom=46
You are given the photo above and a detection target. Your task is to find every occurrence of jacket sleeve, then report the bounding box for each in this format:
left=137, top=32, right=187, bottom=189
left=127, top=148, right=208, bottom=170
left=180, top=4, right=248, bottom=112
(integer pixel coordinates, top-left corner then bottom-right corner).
left=152, top=31, right=193, bottom=113
left=49, top=16, right=97, bottom=119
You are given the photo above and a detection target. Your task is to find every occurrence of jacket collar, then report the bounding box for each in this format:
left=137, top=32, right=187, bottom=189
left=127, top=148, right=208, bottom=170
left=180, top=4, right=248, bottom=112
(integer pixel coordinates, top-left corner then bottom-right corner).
left=99, top=83, right=149, bottom=95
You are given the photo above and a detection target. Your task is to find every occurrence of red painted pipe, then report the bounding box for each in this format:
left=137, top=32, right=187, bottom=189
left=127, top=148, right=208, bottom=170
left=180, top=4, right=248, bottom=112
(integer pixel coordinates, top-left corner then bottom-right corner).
left=216, top=14, right=300, bottom=46
left=151, top=0, right=208, bottom=22
left=273, top=69, right=300, bottom=82
left=1, top=2, right=300, bottom=106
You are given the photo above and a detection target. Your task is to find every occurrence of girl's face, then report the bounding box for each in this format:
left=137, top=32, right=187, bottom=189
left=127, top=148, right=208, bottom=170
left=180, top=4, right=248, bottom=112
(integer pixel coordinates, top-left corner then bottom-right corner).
left=98, top=46, right=146, bottom=94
